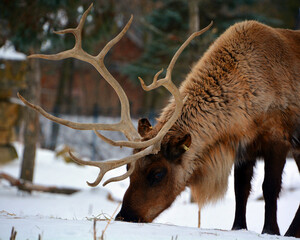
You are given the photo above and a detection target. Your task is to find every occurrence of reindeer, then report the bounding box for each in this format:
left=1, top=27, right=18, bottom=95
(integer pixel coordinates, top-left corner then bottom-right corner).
left=18, top=4, right=300, bottom=237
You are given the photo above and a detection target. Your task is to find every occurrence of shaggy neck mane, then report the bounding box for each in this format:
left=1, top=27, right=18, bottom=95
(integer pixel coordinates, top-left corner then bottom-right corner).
left=158, top=22, right=262, bottom=149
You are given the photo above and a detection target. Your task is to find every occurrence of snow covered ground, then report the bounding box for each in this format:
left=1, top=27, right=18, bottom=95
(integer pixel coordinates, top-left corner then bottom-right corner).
left=0, top=142, right=299, bottom=239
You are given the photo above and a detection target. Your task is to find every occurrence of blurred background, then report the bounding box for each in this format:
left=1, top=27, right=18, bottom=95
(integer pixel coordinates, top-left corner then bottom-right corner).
left=0, top=0, right=299, bottom=182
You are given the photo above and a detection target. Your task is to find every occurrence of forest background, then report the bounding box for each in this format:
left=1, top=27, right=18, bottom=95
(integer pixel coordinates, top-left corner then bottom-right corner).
left=0, top=0, right=299, bottom=181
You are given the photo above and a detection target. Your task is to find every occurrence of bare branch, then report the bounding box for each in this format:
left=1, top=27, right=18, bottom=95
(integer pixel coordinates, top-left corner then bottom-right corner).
left=0, top=172, right=79, bottom=194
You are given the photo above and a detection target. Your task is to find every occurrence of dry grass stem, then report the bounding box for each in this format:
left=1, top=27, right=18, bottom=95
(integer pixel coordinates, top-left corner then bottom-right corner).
left=198, top=209, right=201, bottom=228
left=93, top=203, right=121, bottom=240
left=93, top=218, right=97, bottom=240
left=100, top=202, right=121, bottom=240
left=10, top=227, right=17, bottom=240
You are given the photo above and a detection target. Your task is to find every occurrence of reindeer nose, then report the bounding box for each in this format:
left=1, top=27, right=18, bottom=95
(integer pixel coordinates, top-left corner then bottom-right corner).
left=115, top=208, right=144, bottom=223
left=115, top=212, right=124, bottom=221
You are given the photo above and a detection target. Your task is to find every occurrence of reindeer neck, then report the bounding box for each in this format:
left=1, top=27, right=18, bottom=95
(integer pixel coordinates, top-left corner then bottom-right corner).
left=158, top=47, right=258, bottom=146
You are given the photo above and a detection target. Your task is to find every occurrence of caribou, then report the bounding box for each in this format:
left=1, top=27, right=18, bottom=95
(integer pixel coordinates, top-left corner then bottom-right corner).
left=18, top=4, right=300, bottom=237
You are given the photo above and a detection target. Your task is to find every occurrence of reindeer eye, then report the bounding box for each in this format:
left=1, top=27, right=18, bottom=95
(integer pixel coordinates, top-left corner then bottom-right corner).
left=147, top=168, right=167, bottom=186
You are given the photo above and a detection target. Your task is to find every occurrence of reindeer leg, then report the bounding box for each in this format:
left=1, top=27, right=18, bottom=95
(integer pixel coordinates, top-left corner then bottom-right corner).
left=261, top=142, right=288, bottom=235
left=285, top=204, right=300, bottom=238
left=285, top=131, right=300, bottom=237
left=232, top=157, right=256, bottom=230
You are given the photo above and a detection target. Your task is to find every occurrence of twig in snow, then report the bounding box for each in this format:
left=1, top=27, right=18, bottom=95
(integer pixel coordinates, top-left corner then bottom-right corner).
left=86, top=212, right=111, bottom=221
left=101, top=202, right=121, bottom=240
left=10, top=227, right=17, bottom=240
left=93, top=203, right=121, bottom=240
left=93, top=218, right=97, bottom=240
left=171, top=235, right=178, bottom=240
left=198, top=208, right=201, bottom=228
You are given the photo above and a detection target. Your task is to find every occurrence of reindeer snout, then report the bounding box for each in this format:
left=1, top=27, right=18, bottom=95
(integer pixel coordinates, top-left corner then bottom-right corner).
left=115, top=207, right=145, bottom=223
left=115, top=212, right=124, bottom=221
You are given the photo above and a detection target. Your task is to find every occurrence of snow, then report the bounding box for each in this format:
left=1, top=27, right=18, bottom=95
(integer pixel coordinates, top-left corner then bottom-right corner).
left=0, top=142, right=299, bottom=239
left=0, top=41, right=26, bottom=61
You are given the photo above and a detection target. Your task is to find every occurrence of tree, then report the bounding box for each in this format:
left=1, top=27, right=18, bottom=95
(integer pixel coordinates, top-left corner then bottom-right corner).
left=0, top=0, right=83, bottom=184
left=0, top=0, right=60, bottom=185
left=189, top=0, right=200, bottom=34
left=0, top=0, right=129, bottom=164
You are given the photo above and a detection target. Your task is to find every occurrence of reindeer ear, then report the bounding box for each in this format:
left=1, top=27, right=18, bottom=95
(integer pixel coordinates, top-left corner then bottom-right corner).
left=162, top=133, right=191, bottom=163
left=138, top=118, right=153, bottom=137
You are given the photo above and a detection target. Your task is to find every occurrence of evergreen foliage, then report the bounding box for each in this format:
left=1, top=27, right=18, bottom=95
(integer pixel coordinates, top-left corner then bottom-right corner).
left=120, top=0, right=299, bottom=109
left=0, top=1, right=117, bottom=55
left=0, top=0, right=299, bottom=114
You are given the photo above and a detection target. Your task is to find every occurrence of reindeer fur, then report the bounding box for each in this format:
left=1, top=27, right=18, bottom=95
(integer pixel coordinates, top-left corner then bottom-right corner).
left=118, top=20, right=300, bottom=236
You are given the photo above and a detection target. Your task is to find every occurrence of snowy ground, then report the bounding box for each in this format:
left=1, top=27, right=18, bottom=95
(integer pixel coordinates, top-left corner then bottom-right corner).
left=0, top=142, right=299, bottom=240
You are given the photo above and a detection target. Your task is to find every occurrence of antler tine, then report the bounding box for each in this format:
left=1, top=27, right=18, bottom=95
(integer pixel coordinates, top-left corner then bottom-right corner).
left=18, top=92, right=121, bottom=131
left=138, top=68, right=165, bottom=91
left=103, top=165, right=135, bottom=186
left=69, top=144, right=155, bottom=186
left=27, top=49, right=78, bottom=61
left=76, top=3, right=94, bottom=43
left=53, top=28, right=75, bottom=35
left=166, top=21, right=213, bottom=77
left=69, top=151, right=106, bottom=186
left=28, top=3, right=94, bottom=61
left=97, top=15, right=133, bottom=61
left=138, top=21, right=213, bottom=90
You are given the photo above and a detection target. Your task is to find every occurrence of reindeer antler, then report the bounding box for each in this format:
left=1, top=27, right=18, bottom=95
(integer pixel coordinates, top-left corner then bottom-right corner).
left=18, top=4, right=212, bottom=186
left=20, top=4, right=139, bottom=142
left=94, top=21, right=213, bottom=150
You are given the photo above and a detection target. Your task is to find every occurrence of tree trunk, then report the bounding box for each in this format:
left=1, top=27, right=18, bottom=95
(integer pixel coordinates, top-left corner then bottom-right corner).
left=66, top=59, right=75, bottom=114
left=48, top=59, right=73, bottom=150
left=189, top=0, right=199, bottom=34
left=19, top=57, right=40, bottom=187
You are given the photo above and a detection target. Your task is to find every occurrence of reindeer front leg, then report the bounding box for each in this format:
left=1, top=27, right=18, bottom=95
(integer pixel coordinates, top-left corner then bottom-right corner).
left=232, top=158, right=256, bottom=230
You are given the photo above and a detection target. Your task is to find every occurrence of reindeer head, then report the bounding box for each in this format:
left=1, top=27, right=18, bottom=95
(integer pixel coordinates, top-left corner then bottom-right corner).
left=116, top=118, right=192, bottom=222
left=18, top=4, right=211, bottom=223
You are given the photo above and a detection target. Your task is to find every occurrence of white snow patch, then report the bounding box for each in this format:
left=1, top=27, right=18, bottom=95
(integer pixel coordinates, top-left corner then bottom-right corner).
left=0, top=142, right=299, bottom=239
